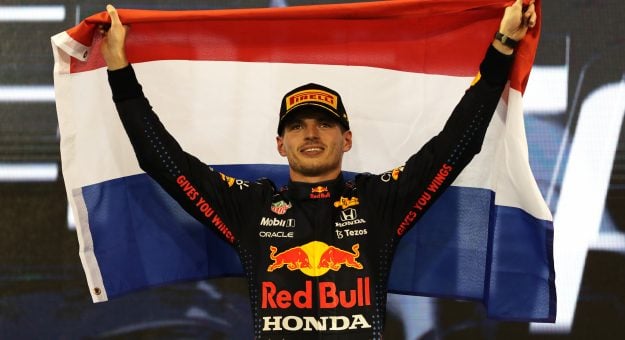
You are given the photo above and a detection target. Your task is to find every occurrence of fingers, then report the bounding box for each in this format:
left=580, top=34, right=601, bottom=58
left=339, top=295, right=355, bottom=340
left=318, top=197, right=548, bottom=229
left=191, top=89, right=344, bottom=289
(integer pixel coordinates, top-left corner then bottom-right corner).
left=106, top=4, right=121, bottom=27
left=527, top=9, right=537, bottom=28
left=98, top=4, right=119, bottom=35
left=523, top=2, right=537, bottom=28
left=99, top=5, right=128, bottom=36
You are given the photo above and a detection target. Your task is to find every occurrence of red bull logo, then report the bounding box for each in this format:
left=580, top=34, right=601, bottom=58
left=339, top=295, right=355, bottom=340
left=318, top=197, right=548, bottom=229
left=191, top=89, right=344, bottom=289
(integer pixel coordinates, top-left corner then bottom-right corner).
left=318, top=244, right=363, bottom=271
left=310, top=186, right=330, bottom=199
left=267, top=241, right=363, bottom=277
left=311, top=186, right=328, bottom=194
left=267, top=246, right=312, bottom=272
left=261, top=277, right=371, bottom=310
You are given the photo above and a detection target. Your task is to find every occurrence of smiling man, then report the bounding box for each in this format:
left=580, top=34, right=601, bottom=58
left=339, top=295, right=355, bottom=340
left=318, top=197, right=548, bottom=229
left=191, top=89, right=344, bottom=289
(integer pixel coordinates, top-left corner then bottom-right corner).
left=101, top=1, right=537, bottom=338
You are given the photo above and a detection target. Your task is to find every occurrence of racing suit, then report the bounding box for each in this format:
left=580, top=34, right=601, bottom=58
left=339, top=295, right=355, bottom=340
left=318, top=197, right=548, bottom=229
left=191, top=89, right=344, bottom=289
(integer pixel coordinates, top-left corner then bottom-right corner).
left=108, top=45, right=512, bottom=339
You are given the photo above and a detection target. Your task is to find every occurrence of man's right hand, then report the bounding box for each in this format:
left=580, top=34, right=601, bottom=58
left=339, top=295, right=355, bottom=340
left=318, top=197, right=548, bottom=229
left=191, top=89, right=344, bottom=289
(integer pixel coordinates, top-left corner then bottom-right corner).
left=99, top=4, right=129, bottom=70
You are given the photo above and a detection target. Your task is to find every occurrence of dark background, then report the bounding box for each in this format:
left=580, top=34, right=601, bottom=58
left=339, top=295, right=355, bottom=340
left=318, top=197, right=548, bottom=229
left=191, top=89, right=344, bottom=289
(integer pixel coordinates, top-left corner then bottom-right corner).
left=1, top=0, right=624, bottom=339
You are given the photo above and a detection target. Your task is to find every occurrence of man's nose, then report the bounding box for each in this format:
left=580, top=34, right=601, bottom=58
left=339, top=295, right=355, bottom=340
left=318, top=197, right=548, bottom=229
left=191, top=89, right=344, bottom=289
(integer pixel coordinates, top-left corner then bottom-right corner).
left=303, top=124, right=320, bottom=139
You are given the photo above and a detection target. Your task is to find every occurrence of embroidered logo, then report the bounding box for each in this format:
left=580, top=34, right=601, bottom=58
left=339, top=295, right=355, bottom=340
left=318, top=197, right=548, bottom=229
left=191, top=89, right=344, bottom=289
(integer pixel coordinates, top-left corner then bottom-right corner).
left=219, top=173, right=249, bottom=190
left=310, top=186, right=330, bottom=199
left=271, top=200, right=292, bottom=215
left=333, top=196, right=359, bottom=209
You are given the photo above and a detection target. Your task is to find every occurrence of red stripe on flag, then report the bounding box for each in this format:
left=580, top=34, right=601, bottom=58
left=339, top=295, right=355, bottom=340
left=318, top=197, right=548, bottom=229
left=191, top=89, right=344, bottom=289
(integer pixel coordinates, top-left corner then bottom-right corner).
left=65, top=0, right=540, bottom=93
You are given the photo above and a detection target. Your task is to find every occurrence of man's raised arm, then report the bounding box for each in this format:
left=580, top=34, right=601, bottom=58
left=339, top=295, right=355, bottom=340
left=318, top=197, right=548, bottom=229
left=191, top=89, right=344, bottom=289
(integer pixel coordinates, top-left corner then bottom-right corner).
left=97, top=4, right=265, bottom=245
left=372, top=0, right=539, bottom=238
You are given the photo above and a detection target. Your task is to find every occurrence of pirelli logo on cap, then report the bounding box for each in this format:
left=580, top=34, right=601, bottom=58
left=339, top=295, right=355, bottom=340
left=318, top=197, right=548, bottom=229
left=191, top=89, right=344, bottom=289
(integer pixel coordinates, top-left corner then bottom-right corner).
left=286, top=90, right=338, bottom=111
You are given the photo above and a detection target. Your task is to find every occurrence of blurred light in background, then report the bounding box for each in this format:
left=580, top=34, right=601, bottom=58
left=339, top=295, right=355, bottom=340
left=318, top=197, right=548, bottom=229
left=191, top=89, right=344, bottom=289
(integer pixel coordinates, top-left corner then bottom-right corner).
left=0, top=5, right=66, bottom=22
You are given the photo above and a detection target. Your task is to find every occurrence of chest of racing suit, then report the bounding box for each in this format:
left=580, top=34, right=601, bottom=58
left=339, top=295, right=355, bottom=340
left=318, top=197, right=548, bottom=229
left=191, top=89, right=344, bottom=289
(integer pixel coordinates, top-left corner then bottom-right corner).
left=108, top=45, right=512, bottom=339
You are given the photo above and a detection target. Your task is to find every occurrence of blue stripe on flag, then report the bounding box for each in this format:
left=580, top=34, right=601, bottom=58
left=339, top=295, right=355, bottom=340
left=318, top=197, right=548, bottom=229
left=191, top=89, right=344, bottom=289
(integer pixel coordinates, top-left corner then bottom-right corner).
left=388, top=188, right=555, bottom=322
left=82, top=173, right=243, bottom=296
left=486, top=205, right=556, bottom=321
left=81, top=165, right=554, bottom=321
left=388, top=187, right=493, bottom=300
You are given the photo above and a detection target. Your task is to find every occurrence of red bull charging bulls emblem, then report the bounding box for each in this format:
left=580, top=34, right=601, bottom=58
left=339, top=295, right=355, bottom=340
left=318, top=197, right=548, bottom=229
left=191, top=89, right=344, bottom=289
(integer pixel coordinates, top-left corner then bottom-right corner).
left=309, top=186, right=330, bottom=199
left=267, top=241, right=363, bottom=277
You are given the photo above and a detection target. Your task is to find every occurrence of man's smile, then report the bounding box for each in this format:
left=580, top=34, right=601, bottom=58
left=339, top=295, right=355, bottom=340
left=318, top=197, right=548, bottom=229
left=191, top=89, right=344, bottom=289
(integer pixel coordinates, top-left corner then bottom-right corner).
left=299, top=144, right=326, bottom=156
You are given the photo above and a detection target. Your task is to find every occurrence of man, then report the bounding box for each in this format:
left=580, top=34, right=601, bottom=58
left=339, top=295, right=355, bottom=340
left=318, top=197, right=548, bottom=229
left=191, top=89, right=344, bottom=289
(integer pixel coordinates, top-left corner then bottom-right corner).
left=100, top=1, right=536, bottom=338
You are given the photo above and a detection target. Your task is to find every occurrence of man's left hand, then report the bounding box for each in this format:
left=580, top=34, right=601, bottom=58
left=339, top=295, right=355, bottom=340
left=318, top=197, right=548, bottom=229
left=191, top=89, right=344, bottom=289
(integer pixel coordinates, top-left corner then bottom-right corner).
left=493, top=0, right=537, bottom=55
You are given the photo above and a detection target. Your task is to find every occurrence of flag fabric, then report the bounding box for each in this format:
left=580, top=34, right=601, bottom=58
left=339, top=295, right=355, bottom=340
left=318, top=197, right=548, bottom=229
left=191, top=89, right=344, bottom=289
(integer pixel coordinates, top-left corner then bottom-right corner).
left=52, top=0, right=555, bottom=322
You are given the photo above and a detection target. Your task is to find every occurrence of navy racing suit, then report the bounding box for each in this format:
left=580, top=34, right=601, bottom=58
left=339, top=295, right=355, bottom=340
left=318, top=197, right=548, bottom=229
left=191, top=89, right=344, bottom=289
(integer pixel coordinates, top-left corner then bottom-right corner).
left=108, top=45, right=512, bottom=339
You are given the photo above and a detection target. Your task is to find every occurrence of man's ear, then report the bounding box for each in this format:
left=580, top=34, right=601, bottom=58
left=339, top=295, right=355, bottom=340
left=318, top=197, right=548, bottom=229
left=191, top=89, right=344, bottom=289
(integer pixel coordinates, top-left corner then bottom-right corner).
left=342, top=130, right=353, bottom=152
left=276, top=136, right=287, bottom=157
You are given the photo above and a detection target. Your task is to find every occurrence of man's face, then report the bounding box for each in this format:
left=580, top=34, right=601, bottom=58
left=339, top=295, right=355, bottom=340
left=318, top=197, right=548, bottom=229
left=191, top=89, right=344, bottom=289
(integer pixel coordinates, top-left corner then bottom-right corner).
left=276, top=110, right=352, bottom=183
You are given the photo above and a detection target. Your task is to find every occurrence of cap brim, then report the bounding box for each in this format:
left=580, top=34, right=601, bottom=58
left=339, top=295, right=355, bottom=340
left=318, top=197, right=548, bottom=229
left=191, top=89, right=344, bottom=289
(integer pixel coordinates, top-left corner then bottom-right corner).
left=277, top=104, right=347, bottom=134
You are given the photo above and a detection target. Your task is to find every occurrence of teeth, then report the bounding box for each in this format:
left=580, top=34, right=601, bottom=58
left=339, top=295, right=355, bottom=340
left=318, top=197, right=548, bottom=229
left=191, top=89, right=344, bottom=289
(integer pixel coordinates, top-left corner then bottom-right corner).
left=303, top=147, right=322, bottom=152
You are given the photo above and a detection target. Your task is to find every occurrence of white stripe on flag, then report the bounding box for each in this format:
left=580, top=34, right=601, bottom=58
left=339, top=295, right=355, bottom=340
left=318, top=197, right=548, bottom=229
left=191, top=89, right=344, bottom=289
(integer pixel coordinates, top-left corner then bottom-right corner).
left=56, top=60, right=470, bottom=185
left=55, top=59, right=551, bottom=221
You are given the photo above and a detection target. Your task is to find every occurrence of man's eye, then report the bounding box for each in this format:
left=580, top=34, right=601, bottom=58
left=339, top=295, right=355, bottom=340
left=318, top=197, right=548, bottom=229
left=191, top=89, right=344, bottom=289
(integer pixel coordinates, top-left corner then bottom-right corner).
left=288, top=124, right=302, bottom=130
left=319, top=122, right=333, bottom=128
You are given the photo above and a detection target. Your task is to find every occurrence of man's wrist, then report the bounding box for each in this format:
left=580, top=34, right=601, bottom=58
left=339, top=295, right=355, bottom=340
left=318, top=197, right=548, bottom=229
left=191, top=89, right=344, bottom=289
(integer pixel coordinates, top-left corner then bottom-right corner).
left=107, top=60, right=129, bottom=71
left=105, top=51, right=129, bottom=71
left=495, top=32, right=519, bottom=48
left=491, top=39, right=514, bottom=56
left=108, top=61, right=129, bottom=71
